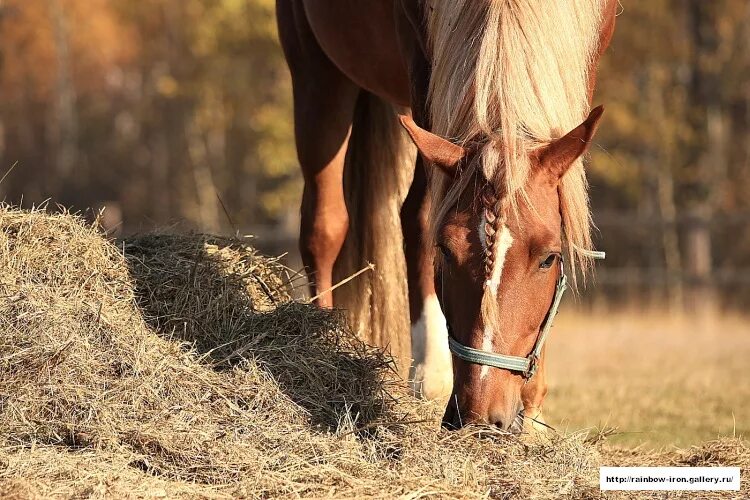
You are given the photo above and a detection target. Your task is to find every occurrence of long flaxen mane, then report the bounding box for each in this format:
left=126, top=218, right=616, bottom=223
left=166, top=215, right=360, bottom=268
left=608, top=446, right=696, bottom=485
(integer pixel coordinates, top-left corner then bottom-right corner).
left=426, top=0, right=604, bottom=289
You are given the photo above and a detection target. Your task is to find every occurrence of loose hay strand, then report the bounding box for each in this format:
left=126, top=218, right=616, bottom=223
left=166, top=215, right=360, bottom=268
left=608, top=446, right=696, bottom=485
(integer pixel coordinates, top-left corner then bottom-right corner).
left=308, top=263, right=375, bottom=304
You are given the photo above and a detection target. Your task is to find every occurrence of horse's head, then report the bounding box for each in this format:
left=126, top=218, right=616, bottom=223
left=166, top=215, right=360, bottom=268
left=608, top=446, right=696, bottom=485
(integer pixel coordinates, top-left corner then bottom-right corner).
left=400, top=106, right=603, bottom=430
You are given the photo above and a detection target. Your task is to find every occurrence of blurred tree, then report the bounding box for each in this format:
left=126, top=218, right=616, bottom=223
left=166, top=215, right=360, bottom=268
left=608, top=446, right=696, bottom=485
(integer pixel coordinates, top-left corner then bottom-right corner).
left=591, top=0, right=750, bottom=310
left=48, top=0, right=78, bottom=183
left=0, top=0, right=297, bottom=233
left=0, top=0, right=747, bottom=310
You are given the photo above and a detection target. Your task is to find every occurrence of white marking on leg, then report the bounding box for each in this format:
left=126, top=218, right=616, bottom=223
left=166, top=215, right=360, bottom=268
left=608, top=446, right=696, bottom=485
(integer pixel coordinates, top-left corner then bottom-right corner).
left=410, top=294, right=452, bottom=399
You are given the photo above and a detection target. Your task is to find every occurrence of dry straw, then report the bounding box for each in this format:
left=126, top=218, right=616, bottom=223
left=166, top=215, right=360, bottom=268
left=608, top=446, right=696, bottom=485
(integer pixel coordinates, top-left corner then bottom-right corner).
left=0, top=206, right=746, bottom=499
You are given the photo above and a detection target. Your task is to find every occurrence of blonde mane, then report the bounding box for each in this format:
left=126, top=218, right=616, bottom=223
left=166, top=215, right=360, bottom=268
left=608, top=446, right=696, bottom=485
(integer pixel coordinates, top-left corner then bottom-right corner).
left=426, top=0, right=604, bottom=284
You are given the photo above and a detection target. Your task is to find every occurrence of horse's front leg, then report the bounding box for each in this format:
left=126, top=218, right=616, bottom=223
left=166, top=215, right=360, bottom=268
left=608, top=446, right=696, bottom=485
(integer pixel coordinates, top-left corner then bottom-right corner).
left=401, top=156, right=453, bottom=400
left=396, top=5, right=452, bottom=400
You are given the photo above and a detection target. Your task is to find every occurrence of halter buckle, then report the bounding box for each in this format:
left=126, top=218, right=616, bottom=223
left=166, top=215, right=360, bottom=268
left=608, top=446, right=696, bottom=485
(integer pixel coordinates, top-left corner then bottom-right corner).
left=525, top=354, right=540, bottom=380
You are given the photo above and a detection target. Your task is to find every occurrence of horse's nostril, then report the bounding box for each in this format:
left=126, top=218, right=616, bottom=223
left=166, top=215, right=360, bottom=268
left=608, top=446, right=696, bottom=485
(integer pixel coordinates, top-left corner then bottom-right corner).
left=491, top=414, right=521, bottom=433
left=491, top=417, right=511, bottom=431
left=490, top=404, right=524, bottom=433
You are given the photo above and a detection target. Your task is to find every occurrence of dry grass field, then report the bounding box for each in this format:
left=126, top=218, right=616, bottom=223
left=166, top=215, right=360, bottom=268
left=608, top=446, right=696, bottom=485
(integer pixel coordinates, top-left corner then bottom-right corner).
left=0, top=207, right=747, bottom=498
left=546, top=311, right=750, bottom=449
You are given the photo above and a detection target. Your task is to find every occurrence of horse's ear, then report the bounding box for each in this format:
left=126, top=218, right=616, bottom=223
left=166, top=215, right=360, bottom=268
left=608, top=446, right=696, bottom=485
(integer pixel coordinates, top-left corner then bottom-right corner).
left=538, top=105, right=604, bottom=180
left=399, top=115, right=465, bottom=178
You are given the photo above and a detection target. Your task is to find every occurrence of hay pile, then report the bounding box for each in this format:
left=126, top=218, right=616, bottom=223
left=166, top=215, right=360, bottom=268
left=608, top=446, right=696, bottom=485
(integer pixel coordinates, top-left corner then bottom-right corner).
left=0, top=207, right=746, bottom=499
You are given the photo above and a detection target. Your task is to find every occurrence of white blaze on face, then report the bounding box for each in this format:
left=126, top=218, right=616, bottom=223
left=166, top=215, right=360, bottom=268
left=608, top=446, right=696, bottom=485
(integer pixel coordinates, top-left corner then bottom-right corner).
left=480, top=224, right=514, bottom=380
left=486, top=225, right=514, bottom=296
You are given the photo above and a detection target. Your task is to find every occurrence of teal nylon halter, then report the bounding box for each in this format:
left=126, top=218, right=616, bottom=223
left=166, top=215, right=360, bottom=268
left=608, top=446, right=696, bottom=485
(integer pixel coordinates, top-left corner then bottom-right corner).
left=447, top=260, right=568, bottom=379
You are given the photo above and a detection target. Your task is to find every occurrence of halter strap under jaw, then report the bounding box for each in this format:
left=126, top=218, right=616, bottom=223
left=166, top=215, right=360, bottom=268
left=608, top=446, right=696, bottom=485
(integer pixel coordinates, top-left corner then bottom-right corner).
left=447, top=249, right=605, bottom=379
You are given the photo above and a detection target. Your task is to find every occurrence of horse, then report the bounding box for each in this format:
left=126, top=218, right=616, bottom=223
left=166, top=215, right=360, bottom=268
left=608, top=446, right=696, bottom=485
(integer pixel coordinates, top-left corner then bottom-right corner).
left=277, top=0, right=617, bottom=431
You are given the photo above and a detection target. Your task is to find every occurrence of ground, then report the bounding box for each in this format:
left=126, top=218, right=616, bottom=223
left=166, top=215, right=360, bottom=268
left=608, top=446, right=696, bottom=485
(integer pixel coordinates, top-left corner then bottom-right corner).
left=545, top=310, right=750, bottom=449
left=1, top=209, right=747, bottom=497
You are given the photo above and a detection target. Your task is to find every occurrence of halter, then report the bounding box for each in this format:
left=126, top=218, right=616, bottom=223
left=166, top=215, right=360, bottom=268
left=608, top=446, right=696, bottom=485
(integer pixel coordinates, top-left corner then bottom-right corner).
left=447, top=251, right=604, bottom=379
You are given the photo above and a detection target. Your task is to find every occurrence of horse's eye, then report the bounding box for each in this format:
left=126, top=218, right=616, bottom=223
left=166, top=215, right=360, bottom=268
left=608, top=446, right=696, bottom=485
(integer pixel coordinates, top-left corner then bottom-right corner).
left=437, top=243, right=454, bottom=264
left=540, top=253, right=557, bottom=269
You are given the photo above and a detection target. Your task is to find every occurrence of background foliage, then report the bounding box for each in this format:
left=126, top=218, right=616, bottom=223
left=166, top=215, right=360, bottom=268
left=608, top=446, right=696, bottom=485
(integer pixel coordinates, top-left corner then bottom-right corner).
left=0, top=0, right=748, bottom=310
left=0, top=0, right=296, bottom=232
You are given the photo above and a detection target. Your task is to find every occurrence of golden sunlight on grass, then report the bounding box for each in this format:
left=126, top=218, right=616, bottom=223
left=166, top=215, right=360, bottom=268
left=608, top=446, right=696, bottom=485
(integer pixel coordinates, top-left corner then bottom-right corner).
left=545, top=310, right=750, bottom=449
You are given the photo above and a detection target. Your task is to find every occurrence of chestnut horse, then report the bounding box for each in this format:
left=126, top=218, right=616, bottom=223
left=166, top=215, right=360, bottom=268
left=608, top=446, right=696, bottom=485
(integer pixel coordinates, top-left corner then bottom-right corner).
left=277, top=0, right=617, bottom=430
